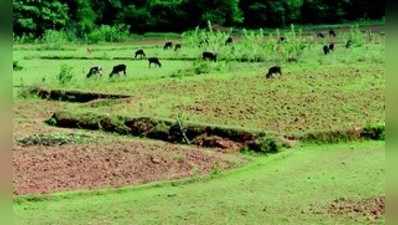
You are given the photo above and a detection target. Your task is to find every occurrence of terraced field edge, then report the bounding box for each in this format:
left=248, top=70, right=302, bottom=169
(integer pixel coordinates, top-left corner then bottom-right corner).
left=47, top=110, right=384, bottom=151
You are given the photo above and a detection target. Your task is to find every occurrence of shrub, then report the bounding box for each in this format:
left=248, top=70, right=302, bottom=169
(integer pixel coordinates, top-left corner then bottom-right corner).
left=16, top=133, right=90, bottom=146
left=361, top=124, right=385, bottom=140
left=13, top=33, right=37, bottom=44
left=246, top=136, right=283, bottom=154
left=87, top=24, right=130, bottom=44
left=13, top=61, right=23, bottom=71
left=346, top=25, right=366, bottom=47
left=57, top=64, right=74, bottom=85
left=41, top=30, right=71, bottom=49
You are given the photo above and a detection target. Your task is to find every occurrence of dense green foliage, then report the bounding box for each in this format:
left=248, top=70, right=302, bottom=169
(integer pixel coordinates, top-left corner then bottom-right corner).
left=13, top=0, right=384, bottom=38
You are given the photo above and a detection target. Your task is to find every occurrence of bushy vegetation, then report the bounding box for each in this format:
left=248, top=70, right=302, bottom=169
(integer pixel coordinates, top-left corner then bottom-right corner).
left=86, top=24, right=130, bottom=44
left=13, top=0, right=384, bottom=39
left=16, top=133, right=91, bottom=146
left=56, top=64, right=74, bottom=85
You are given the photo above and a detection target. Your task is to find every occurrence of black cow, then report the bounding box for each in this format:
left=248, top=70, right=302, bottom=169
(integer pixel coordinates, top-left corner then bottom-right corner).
left=329, top=43, right=335, bottom=51
left=164, top=41, right=173, bottom=50
left=86, top=65, right=103, bottom=78
left=148, top=57, right=162, bottom=68
left=202, top=51, right=217, bottom=62
left=174, top=44, right=182, bottom=51
left=329, top=29, right=337, bottom=37
left=135, top=49, right=146, bottom=59
left=323, top=45, right=330, bottom=55
left=225, top=36, right=233, bottom=45
left=266, top=66, right=282, bottom=79
left=345, top=40, right=353, bottom=48
left=109, top=64, right=127, bottom=78
left=317, top=32, right=325, bottom=38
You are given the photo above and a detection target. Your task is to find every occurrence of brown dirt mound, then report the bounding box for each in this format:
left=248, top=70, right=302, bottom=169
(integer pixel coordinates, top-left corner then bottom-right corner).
left=327, top=196, right=385, bottom=222
left=13, top=140, right=244, bottom=195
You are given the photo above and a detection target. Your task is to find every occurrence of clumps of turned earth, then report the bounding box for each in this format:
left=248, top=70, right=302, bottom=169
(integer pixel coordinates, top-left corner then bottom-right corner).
left=13, top=140, right=245, bottom=195
left=327, top=196, right=385, bottom=221
left=308, top=196, right=385, bottom=223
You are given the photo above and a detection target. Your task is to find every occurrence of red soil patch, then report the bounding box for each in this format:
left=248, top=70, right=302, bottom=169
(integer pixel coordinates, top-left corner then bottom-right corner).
left=326, top=196, right=385, bottom=222
left=13, top=140, right=243, bottom=195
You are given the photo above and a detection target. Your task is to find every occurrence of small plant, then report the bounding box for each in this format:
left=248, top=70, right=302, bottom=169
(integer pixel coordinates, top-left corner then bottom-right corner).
left=176, top=114, right=191, bottom=144
left=210, top=162, right=222, bottom=177
left=57, top=64, right=74, bottom=85
left=347, top=25, right=366, bottom=47
left=246, top=136, right=283, bottom=154
left=193, top=60, right=212, bottom=75
left=13, top=61, right=23, bottom=71
left=13, top=33, right=36, bottom=44
left=361, top=124, right=385, bottom=140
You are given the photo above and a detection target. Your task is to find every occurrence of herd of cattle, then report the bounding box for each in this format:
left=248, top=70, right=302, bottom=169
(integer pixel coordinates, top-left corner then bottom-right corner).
left=86, top=29, right=353, bottom=80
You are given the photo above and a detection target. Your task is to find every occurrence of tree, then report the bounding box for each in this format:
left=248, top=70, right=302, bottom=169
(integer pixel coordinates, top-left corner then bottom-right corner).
left=13, top=0, right=69, bottom=36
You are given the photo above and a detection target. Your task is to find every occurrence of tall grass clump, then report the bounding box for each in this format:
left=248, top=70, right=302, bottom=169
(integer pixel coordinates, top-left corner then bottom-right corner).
left=346, top=25, right=366, bottom=47
left=276, top=25, right=308, bottom=62
left=41, top=30, right=72, bottom=49
left=87, top=24, right=130, bottom=44
left=182, top=24, right=309, bottom=63
left=13, top=33, right=37, bottom=44
left=57, top=64, right=74, bottom=85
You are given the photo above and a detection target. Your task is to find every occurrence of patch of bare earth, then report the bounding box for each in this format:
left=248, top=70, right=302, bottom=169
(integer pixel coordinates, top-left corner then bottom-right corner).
left=308, top=196, right=385, bottom=223
left=14, top=100, right=68, bottom=138
left=327, top=196, right=385, bottom=222
left=13, top=99, right=245, bottom=195
left=13, top=140, right=243, bottom=195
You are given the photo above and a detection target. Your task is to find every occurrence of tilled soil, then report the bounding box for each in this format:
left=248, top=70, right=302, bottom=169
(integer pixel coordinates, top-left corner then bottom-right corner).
left=13, top=99, right=244, bottom=195
left=13, top=140, right=242, bottom=195
left=327, top=196, right=385, bottom=222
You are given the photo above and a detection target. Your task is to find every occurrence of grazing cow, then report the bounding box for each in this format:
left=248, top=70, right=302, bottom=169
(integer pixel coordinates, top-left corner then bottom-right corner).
left=323, top=45, right=330, bottom=55
left=328, top=43, right=335, bottom=51
left=148, top=57, right=162, bottom=68
left=266, top=66, right=282, bottom=79
left=329, top=29, right=337, bottom=37
left=225, top=36, right=233, bottom=45
left=135, top=49, right=146, bottom=59
left=174, top=44, right=182, bottom=51
left=86, top=65, right=103, bottom=78
left=317, top=32, right=325, bottom=38
left=345, top=40, right=353, bottom=48
left=109, top=64, right=127, bottom=78
left=202, top=51, right=217, bottom=62
left=164, top=41, right=173, bottom=50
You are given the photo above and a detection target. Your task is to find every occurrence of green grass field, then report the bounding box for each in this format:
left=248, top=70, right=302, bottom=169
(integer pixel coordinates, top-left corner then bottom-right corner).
left=14, top=141, right=385, bottom=225
left=14, top=32, right=385, bottom=134
left=13, top=22, right=386, bottom=225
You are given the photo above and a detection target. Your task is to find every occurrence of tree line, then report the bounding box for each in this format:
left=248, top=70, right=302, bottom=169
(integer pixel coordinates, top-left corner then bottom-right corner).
left=13, top=0, right=385, bottom=37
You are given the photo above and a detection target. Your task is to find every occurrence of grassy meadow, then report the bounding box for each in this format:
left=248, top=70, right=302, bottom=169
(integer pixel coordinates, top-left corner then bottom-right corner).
left=14, top=25, right=385, bottom=134
left=13, top=22, right=385, bottom=224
